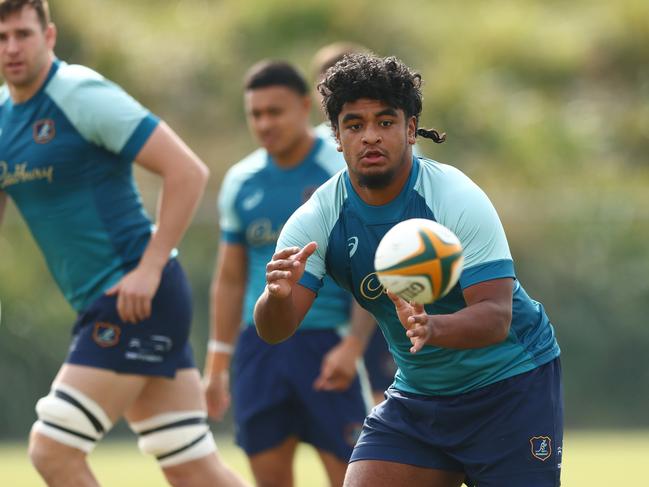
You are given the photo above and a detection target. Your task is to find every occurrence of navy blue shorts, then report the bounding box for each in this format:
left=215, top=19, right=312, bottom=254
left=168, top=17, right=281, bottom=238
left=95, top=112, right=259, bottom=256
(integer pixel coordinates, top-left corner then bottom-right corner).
left=351, top=358, right=563, bottom=487
left=232, top=326, right=369, bottom=460
left=363, top=328, right=396, bottom=393
left=65, top=258, right=195, bottom=378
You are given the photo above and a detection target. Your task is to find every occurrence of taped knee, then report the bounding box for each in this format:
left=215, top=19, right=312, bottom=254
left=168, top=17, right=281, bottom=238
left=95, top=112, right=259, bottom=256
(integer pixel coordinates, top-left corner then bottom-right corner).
left=32, top=383, right=113, bottom=453
left=130, top=411, right=216, bottom=467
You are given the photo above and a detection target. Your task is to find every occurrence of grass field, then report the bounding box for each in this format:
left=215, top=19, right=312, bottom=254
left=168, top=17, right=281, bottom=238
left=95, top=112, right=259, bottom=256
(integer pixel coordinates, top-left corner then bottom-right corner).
left=0, top=431, right=645, bottom=486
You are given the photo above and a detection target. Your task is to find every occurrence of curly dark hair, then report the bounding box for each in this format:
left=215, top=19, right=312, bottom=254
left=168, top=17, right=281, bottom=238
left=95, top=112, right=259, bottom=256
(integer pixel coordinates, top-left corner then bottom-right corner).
left=318, top=53, right=445, bottom=143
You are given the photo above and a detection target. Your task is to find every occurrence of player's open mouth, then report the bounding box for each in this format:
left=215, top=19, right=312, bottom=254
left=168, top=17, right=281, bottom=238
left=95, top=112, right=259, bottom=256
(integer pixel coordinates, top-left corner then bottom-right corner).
left=360, top=150, right=387, bottom=163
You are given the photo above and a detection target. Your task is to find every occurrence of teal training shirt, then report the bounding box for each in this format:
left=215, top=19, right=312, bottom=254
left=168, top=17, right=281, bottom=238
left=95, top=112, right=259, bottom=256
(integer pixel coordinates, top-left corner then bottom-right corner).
left=219, top=135, right=351, bottom=329
left=277, top=156, right=560, bottom=395
left=0, top=60, right=159, bottom=311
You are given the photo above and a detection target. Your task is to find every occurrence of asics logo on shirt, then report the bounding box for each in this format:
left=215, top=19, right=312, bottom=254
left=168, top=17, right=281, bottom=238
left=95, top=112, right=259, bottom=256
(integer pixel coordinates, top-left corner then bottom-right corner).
left=242, top=189, right=264, bottom=210
left=348, top=236, right=359, bottom=257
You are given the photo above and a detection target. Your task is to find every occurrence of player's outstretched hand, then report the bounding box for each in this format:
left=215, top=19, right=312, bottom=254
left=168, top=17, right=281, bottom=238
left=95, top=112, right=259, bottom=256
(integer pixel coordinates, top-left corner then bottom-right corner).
left=265, top=242, right=317, bottom=298
left=386, top=291, right=433, bottom=354
left=105, top=264, right=162, bottom=324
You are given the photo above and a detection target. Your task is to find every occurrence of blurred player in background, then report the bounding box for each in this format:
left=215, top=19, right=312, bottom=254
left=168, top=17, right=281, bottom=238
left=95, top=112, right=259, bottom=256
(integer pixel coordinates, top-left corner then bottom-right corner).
left=311, top=42, right=399, bottom=405
left=0, top=1, right=247, bottom=486
left=203, top=60, right=375, bottom=487
left=255, top=53, right=563, bottom=487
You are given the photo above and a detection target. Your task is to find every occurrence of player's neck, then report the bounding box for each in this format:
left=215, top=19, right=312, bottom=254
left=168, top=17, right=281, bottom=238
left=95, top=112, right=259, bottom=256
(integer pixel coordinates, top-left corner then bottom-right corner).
left=271, top=130, right=316, bottom=168
left=9, top=55, right=53, bottom=104
left=352, top=156, right=413, bottom=206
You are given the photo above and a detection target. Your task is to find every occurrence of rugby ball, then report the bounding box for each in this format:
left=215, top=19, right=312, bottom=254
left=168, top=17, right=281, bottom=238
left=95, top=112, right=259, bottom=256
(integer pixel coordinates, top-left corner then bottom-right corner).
left=374, top=219, right=464, bottom=304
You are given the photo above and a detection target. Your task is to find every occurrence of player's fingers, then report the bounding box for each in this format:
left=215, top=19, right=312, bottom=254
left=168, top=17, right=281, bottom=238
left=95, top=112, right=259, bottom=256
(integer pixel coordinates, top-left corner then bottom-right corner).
left=313, top=363, right=334, bottom=390
left=412, top=302, right=425, bottom=314
left=266, top=259, right=298, bottom=272
left=313, top=374, right=328, bottom=390
left=266, top=270, right=292, bottom=282
left=141, top=297, right=152, bottom=321
left=213, top=397, right=230, bottom=421
left=407, top=314, right=428, bottom=327
left=386, top=290, right=400, bottom=303
left=272, top=247, right=301, bottom=260
left=294, top=241, right=318, bottom=262
left=133, top=296, right=150, bottom=323
left=406, top=325, right=425, bottom=338
left=409, top=337, right=426, bottom=354
left=115, top=290, right=126, bottom=322
left=387, top=290, right=408, bottom=308
left=267, top=283, right=282, bottom=295
left=120, top=293, right=136, bottom=324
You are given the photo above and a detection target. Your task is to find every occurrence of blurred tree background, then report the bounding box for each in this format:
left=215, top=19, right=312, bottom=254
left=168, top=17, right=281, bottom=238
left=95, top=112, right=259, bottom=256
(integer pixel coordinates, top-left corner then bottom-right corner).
left=1, top=0, right=648, bottom=438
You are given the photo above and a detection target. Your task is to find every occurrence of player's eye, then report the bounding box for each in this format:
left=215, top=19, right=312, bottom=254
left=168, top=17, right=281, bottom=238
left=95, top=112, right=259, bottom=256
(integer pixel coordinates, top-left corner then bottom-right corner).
left=379, top=120, right=394, bottom=127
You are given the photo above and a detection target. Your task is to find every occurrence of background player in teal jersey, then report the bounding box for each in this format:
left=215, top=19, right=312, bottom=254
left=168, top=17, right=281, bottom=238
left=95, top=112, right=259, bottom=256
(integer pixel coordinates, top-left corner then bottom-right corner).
left=203, top=60, right=375, bottom=487
left=0, top=1, right=247, bottom=486
left=255, top=53, right=563, bottom=487
left=311, top=42, right=397, bottom=406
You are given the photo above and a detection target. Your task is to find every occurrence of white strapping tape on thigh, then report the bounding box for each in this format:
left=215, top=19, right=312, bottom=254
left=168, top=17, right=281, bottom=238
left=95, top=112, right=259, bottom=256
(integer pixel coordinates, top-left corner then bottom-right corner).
left=32, top=383, right=113, bottom=453
left=130, top=410, right=216, bottom=467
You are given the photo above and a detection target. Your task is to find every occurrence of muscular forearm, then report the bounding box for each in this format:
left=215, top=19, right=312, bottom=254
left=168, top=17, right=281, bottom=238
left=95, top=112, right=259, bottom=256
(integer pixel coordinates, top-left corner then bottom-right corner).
left=253, top=289, right=301, bottom=344
left=427, top=300, right=512, bottom=349
left=140, top=164, right=209, bottom=270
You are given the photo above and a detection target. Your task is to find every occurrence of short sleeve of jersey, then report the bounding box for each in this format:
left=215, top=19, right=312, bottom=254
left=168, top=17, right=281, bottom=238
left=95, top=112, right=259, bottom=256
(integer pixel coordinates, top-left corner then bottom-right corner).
left=419, top=162, right=514, bottom=289
left=217, top=167, right=244, bottom=244
left=276, top=192, right=331, bottom=293
left=45, top=64, right=159, bottom=160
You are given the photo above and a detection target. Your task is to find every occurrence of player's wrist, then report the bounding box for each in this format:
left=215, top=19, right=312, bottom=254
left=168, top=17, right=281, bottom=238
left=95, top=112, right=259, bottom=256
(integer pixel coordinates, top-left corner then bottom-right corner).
left=137, top=252, right=168, bottom=274
left=342, top=334, right=365, bottom=357
left=208, top=339, right=234, bottom=354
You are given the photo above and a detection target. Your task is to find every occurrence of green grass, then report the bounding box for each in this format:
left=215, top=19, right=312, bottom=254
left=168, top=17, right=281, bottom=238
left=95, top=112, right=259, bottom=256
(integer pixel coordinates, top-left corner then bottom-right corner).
left=0, top=431, right=645, bottom=486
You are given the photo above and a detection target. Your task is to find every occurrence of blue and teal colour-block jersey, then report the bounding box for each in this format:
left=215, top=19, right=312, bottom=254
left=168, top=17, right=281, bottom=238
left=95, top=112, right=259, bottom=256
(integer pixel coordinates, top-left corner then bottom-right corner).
left=219, top=135, right=351, bottom=329
left=278, top=156, right=560, bottom=395
left=0, top=60, right=159, bottom=312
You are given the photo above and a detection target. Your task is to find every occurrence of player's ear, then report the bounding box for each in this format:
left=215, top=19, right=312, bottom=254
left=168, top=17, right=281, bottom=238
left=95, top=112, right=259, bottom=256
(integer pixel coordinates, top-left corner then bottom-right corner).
left=407, top=116, right=417, bottom=145
left=45, top=22, right=57, bottom=50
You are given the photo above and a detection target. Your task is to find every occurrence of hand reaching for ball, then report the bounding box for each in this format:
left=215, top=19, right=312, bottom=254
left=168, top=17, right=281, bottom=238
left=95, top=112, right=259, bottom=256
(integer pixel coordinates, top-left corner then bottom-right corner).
left=386, top=290, right=435, bottom=354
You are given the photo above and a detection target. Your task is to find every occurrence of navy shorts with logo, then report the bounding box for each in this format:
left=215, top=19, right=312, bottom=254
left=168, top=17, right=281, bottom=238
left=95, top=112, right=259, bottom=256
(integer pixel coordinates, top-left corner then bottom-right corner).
left=351, top=358, right=563, bottom=487
left=65, top=258, right=195, bottom=377
left=232, top=326, right=369, bottom=460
